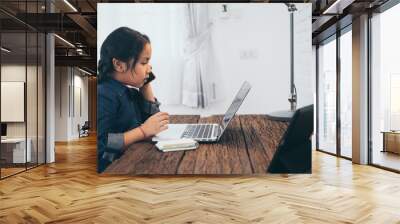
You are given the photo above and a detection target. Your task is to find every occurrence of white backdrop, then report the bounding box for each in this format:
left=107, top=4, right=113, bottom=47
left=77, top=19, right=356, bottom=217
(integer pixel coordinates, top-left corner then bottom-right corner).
left=1, top=82, right=25, bottom=122
left=98, top=3, right=313, bottom=115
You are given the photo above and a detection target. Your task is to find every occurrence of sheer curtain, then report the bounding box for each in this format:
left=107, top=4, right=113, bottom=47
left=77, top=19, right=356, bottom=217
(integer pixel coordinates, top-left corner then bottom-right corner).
left=182, top=3, right=220, bottom=108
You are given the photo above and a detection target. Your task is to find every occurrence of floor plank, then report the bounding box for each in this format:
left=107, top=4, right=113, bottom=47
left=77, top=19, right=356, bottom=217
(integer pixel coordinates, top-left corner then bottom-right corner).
left=1, top=134, right=400, bottom=223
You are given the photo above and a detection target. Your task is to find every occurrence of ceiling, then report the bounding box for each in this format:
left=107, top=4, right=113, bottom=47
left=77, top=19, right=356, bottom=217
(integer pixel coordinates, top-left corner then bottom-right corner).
left=0, top=0, right=390, bottom=75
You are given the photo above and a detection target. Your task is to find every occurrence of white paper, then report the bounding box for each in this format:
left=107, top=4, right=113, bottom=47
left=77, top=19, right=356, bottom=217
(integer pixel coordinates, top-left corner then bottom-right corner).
left=152, top=124, right=188, bottom=141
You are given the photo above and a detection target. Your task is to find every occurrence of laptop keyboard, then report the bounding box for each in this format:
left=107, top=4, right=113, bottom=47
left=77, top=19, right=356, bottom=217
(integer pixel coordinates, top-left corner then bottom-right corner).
left=182, top=124, right=214, bottom=139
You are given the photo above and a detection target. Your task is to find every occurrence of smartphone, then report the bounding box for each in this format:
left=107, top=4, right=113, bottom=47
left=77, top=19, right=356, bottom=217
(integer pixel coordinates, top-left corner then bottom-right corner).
left=144, top=72, right=156, bottom=85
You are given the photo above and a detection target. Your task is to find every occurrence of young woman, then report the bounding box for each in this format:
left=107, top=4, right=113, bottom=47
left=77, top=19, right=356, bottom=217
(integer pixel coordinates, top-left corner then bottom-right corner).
left=97, top=27, right=169, bottom=173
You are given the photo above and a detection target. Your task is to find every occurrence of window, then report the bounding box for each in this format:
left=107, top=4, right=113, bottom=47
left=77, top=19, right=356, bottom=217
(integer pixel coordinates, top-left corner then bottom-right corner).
left=390, top=74, right=400, bottom=130
left=317, top=36, right=337, bottom=155
left=316, top=25, right=353, bottom=159
left=339, top=28, right=352, bottom=158
left=370, top=2, right=400, bottom=171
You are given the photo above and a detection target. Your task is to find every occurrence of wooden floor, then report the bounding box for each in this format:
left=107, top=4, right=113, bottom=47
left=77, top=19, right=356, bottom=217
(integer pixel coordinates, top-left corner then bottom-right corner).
left=373, top=151, right=400, bottom=171
left=1, top=167, right=26, bottom=178
left=1, top=135, right=400, bottom=223
left=1, top=163, right=46, bottom=178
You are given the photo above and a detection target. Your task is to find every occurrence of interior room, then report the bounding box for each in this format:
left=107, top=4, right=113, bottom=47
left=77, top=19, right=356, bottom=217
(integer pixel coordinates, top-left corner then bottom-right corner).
left=97, top=3, right=313, bottom=116
left=0, top=0, right=399, bottom=223
left=96, top=3, right=313, bottom=175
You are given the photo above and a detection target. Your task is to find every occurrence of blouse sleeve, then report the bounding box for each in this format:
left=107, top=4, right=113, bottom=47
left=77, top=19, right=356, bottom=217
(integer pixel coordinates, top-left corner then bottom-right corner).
left=97, top=87, right=125, bottom=153
left=139, top=95, right=161, bottom=121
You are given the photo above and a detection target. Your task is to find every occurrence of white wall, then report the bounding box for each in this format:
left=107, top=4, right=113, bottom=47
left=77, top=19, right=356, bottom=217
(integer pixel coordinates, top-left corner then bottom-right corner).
left=54, top=67, right=89, bottom=141
left=98, top=4, right=187, bottom=106
left=1, top=65, right=40, bottom=137
left=1, top=64, right=46, bottom=163
left=294, top=4, right=313, bottom=109
left=1, top=65, right=26, bottom=139
left=55, top=67, right=68, bottom=141
left=72, top=73, right=89, bottom=138
left=98, top=3, right=312, bottom=115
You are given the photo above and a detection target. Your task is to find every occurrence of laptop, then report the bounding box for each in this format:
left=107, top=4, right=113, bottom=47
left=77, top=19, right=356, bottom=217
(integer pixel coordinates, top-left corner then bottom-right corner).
left=153, top=81, right=252, bottom=142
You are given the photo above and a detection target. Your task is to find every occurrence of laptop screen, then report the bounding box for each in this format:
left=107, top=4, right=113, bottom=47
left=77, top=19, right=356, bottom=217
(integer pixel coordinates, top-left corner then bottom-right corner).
left=220, top=81, right=252, bottom=131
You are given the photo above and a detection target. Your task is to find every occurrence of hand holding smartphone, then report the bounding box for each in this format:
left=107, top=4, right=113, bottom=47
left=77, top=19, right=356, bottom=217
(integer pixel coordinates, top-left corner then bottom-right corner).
left=144, top=72, right=156, bottom=85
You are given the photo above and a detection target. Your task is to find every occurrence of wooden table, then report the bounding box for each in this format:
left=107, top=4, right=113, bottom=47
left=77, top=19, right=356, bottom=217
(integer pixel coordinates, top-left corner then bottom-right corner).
left=381, top=131, right=400, bottom=154
left=104, top=115, right=288, bottom=175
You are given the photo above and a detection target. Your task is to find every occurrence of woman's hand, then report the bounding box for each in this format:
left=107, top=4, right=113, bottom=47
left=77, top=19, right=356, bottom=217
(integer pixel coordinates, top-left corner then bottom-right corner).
left=140, top=83, right=156, bottom=103
left=141, top=112, right=169, bottom=137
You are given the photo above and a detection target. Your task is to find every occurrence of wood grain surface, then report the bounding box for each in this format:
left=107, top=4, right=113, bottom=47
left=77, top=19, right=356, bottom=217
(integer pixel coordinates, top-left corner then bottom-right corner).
left=104, top=115, right=288, bottom=175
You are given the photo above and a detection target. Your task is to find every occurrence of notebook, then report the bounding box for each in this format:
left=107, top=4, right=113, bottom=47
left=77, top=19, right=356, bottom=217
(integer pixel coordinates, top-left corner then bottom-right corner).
left=155, top=139, right=199, bottom=152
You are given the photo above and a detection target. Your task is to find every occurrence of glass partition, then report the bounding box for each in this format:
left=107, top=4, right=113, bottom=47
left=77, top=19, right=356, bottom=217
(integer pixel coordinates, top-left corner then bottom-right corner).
left=317, top=36, right=337, bottom=155
left=370, top=3, right=400, bottom=171
left=339, top=28, right=352, bottom=158
left=1, top=31, right=28, bottom=178
left=0, top=1, right=46, bottom=179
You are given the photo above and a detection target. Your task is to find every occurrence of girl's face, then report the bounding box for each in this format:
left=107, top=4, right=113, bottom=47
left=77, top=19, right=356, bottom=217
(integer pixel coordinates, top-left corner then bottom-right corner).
left=129, top=43, right=152, bottom=88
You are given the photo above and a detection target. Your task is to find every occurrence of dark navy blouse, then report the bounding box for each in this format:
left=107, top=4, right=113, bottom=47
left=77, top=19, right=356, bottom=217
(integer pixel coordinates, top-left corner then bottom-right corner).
left=97, top=78, right=160, bottom=173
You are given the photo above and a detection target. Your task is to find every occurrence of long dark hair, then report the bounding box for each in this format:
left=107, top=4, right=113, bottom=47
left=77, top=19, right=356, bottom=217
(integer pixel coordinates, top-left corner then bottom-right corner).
left=98, top=27, right=150, bottom=83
